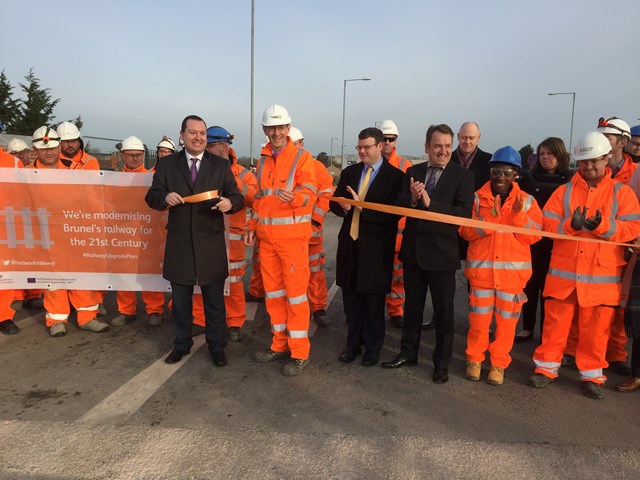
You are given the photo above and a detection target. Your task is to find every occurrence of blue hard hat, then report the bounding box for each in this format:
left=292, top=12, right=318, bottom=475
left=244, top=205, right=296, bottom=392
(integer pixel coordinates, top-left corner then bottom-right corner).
left=490, top=146, right=522, bottom=169
left=206, top=126, right=234, bottom=144
left=631, top=125, right=640, bottom=137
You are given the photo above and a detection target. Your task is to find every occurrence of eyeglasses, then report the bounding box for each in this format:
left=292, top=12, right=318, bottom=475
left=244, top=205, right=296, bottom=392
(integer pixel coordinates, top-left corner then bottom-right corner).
left=490, top=167, right=517, bottom=177
left=122, top=152, right=144, bottom=159
left=382, top=137, right=397, bottom=143
left=355, top=143, right=379, bottom=151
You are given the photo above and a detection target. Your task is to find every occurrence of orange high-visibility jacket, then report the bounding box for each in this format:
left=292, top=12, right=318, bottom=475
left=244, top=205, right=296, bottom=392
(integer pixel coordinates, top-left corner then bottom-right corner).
left=387, top=148, right=412, bottom=233
left=459, top=181, right=542, bottom=291
left=229, top=148, right=258, bottom=237
left=0, top=151, right=22, bottom=168
left=542, top=168, right=640, bottom=307
left=254, top=140, right=316, bottom=241
left=310, top=159, right=334, bottom=244
left=60, top=150, right=99, bottom=170
left=611, top=153, right=637, bottom=185
left=122, top=164, right=148, bottom=172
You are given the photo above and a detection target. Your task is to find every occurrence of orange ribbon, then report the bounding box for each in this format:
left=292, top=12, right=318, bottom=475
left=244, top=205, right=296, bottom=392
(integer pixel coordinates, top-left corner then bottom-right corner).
left=183, top=190, right=219, bottom=203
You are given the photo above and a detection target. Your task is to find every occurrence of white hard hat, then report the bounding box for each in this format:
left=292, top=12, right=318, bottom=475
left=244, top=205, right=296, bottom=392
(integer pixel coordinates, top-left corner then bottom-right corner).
left=573, top=132, right=612, bottom=161
left=289, top=126, right=303, bottom=142
left=597, top=117, right=631, bottom=139
left=261, top=104, right=291, bottom=126
left=121, top=136, right=145, bottom=151
left=157, top=136, right=176, bottom=151
left=56, top=121, right=81, bottom=141
left=32, top=126, right=61, bottom=149
left=7, top=138, right=30, bottom=154
left=376, top=119, right=399, bottom=137
left=260, top=135, right=269, bottom=148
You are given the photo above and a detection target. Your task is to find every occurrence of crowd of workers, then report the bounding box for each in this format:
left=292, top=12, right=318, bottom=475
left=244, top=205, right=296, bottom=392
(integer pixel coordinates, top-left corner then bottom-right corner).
left=1, top=106, right=640, bottom=399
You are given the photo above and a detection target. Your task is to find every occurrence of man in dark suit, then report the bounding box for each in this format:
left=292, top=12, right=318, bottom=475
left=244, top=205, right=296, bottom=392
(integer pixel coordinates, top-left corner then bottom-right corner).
left=381, top=124, right=474, bottom=383
left=145, top=115, right=243, bottom=367
left=451, top=121, right=493, bottom=190
left=330, top=127, right=404, bottom=366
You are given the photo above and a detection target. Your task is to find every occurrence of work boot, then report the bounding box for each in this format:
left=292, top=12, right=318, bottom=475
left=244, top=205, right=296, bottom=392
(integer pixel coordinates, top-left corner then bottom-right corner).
left=148, top=313, right=163, bottom=327
left=10, top=300, right=25, bottom=311
left=110, top=314, right=136, bottom=327
left=282, top=358, right=309, bottom=376
left=465, top=361, right=481, bottom=381
left=608, top=361, right=632, bottom=376
left=581, top=381, right=604, bottom=400
left=0, top=320, right=19, bottom=335
left=254, top=348, right=290, bottom=363
left=26, top=297, right=44, bottom=310
left=49, top=322, right=66, bottom=337
left=528, top=373, right=554, bottom=388
left=313, top=309, right=330, bottom=327
left=561, top=354, right=575, bottom=367
left=79, top=319, right=109, bottom=333
left=97, top=303, right=107, bottom=317
left=390, top=316, right=404, bottom=328
left=228, top=327, right=243, bottom=342
left=487, top=366, right=505, bottom=386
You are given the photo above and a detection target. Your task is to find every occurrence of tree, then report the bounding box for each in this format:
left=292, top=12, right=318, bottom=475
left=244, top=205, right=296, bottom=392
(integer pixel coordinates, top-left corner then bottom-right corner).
left=519, top=143, right=534, bottom=171
left=0, top=70, right=20, bottom=132
left=316, top=151, right=330, bottom=166
left=11, top=68, right=60, bottom=135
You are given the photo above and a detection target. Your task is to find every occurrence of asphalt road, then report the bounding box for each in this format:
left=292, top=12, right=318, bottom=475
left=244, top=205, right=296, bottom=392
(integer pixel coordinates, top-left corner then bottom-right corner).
left=1, top=214, right=639, bottom=479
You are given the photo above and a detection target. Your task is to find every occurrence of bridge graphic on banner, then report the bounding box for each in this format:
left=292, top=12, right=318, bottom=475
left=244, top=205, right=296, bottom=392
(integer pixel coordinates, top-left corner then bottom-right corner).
left=0, top=206, right=54, bottom=249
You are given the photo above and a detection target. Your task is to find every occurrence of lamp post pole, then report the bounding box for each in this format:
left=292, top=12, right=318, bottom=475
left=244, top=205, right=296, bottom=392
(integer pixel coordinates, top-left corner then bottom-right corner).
left=548, top=92, right=576, bottom=154
left=330, top=137, right=340, bottom=167
left=341, top=78, right=370, bottom=169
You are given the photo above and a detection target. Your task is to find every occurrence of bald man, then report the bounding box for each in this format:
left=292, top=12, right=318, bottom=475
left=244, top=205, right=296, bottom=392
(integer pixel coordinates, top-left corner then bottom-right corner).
left=451, top=122, right=492, bottom=191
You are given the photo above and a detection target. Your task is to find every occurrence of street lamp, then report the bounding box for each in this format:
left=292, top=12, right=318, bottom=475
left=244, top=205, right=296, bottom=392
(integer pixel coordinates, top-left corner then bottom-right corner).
left=330, top=137, right=340, bottom=168
left=548, top=92, right=576, bottom=154
left=341, top=78, right=371, bottom=169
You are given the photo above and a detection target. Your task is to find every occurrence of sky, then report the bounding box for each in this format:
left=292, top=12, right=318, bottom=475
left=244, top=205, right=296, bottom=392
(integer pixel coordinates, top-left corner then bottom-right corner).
left=2, top=0, right=639, bottom=161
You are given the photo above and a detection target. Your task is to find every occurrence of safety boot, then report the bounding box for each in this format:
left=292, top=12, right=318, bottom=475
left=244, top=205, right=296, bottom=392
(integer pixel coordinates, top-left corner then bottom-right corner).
left=79, top=319, right=109, bottom=333
left=10, top=300, right=25, bottom=311
left=97, top=303, right=107, bottom=317
left=111, top=314, right=136, bottom=327
left=581, top=381, right=604, bottom=400
left=282, top=358, right=309, bottom=376
left=26, top=297, right=44, bottom=310
left=487, top=366, right=505, bottom=386
left=49, top=322, right=67, bottom=337
left=148, top=313, right=163, bottom=327
left=528, top=373, right=554, bottom=388
left=254, top=348, right=290, bottom=363
left=227, top=327, right=243, bottom=342
left=312, top=310, right=330, bottom=327
left=465, top=361, right=481, bottom=381
left=0, top=320, right=19, bottom=335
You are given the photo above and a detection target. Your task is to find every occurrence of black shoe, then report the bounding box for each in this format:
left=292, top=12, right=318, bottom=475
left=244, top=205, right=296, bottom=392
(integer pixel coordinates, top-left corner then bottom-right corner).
left=313, top=309, right=330, bottom=327
left=514, top=331, right=533, bottom=343
left=211, top=351, right=228, bottom=367
left=608, top=361, right=632, bottom=376
left=432, top=369, right=449, bottom=384
left=381, top=354, right=418, bottom=369
left=339, top=348, right=360, bottom=363
left=165, top=348, right=191, bottom=364
left=421, top=317, right=435, bottom=330
left=361, top=353, right=379, bottom=367
left=0, top=320, right=19, bottom=335
left=390, top=316, right=404, bottom=328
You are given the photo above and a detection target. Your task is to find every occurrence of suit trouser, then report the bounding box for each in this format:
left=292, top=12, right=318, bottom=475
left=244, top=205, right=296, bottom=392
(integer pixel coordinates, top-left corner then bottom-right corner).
left=342, top=289, right=385, bottom=355
left=248, top=239, right=265, bottom=298
left=400, top=264, right=456, bottom=370
left=307, top=240, right=328, bottom=312
left=260, top=238, right=310, bottom=360
left=466, top=288, right=525, bottom=368
left=533, top=290, right=614, bottom=385
left=116, top=291, right=165, bottom=316
left=44, top=290, right=98, bottom=327
left=631, top=338, right=640, bottom=377
left=385, top=233, right=404, bottom=317
left=171, top=281, right=226, bottom=353
left=565, top=307, right=627, bottom=363
left=13, top=289, right=44, bottom=301
left=1, top=290, right=15, bottom=321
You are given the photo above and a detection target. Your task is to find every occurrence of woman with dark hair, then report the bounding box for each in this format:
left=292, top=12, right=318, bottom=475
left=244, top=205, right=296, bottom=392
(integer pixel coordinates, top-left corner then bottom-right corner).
left=515, top=137, right=574, bottom=342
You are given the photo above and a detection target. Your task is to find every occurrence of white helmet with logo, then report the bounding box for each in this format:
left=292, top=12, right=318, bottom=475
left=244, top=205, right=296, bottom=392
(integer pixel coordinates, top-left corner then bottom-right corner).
left=573, top=132, right=612, bottom=161
left=261, top=104, right=292, bottom=126
left=56, top=121, right=81, bottom=141
left=376, top=119, right=399, bottom=137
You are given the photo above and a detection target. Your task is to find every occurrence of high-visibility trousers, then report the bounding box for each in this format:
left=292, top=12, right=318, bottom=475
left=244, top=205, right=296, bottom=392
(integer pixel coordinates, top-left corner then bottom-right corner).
left=94, top=291, right=105, bottom=303
left=116, top=291, right=165, bottom=316
left=13, top=289, right=44, bottom=301
left=533, top=290, right=614, bottom=385
left=248, top=239, right=265, bottom=298
left=44, top=289, right=98, bottom=327
left=466, top=288, right=525, bottom=368
left=307, top=240, right=327, bottom=312
left=385, top=233, right=404, bottom=317
left=261, top=238, right=310, bottom=359
left=1, top=289, right=16, bottom=321
left=565, top=306, right=627, bottom=363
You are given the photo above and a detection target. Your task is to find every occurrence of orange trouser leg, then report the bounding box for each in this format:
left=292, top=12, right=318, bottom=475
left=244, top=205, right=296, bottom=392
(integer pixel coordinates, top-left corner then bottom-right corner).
left=94, top=291, right=105, bottom=303
left=465, top=288, right=494, bottom=363
left=141, top=291, right=165, bottom=315
left=26, top=289, right=43, bottom=300
left=385, top=234, right=404, bottom=317
left=13, top=290, right=26, bottom=302
left=261, top=238, right=310, bottom=359
left=116, top=291, right=137, bottom=315
left=193, top=294, right=205, bottom=327
left=307, top=241, right=327, bottom=312
left=227, top=238, right=248, bottom=327
left=44, top=290, right=71, bottom=326
left=533, top=293, right=578, bottom=379
left=69, top=290, right=98, bottom=326
left=564, top=315, right=578, bottom=357
left=248, top=239, right=265, bottom=298
left=1, top=290, right=16, bottom=320
left=575, top=305, right=615, bottom=385
left=488, top=291, right=524, bottom=368
left=605, top=307, right=627, bottom=363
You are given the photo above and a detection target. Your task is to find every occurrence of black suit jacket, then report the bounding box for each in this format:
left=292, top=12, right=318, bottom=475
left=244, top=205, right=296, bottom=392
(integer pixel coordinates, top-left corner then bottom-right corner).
left=145, top=150, right=243, bottom=286
left=451, top=147, right=492, bottom=191
left=330, top=159, right=404, bottom=294
left=399, top=161, right=474, bottom=271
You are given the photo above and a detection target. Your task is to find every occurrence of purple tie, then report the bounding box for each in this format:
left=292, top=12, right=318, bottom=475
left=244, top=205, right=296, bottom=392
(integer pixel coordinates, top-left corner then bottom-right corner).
left=426, top=166, right=440, bottom=196
left=190, top=158, right=198, bottom=183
